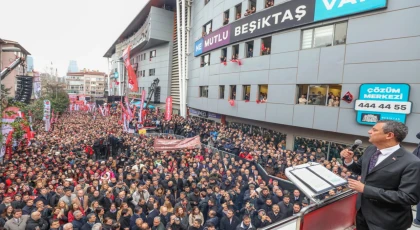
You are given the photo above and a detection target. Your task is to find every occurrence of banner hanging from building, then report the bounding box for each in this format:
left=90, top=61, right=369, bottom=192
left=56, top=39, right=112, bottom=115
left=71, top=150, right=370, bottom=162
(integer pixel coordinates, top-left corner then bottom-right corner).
left=165, top=96, right=172, bottom=121
left=33, top=82, right=41, bottom=99
left=122, top=45, right=139, bottom=92
left=43, top=100, right=51, bottom=131
left=194, top=0, right=387, bottom=56
left=153, top=135, right=201, bottom=151
left=354, top=84, right=412, bottom=125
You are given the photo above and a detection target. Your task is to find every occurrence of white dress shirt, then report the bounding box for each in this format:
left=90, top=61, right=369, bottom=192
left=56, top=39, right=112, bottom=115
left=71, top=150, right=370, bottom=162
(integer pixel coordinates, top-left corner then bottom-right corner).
left=345, top=144, right=400, bottom=167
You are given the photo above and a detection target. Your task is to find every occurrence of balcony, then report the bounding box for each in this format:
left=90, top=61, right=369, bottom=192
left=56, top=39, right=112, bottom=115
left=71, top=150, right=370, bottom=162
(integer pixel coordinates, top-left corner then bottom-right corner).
left=116, top=14, right=151, bottom=57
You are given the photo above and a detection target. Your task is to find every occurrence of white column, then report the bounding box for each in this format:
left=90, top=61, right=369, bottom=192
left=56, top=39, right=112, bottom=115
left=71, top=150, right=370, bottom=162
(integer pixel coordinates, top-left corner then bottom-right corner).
left=176, top=0, right=184, bottom=117
left=181, top=0, right=187, bottom=117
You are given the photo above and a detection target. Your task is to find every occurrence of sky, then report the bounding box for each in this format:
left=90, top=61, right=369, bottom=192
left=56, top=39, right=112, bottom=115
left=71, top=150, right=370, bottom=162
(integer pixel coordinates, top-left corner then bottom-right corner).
left=0, top=0, right=148, bottom=76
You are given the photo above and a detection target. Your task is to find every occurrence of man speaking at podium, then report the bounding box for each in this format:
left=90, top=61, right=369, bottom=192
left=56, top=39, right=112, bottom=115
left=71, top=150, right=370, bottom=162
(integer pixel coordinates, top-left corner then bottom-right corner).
left=340, top=120, right=420, bottom=230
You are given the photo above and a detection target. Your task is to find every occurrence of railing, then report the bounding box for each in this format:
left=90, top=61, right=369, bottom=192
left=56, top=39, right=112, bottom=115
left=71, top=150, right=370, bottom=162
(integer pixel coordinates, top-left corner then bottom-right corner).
left=116, top=14, right=151, bottom=57
left=260, top=189, right=357, bottom=230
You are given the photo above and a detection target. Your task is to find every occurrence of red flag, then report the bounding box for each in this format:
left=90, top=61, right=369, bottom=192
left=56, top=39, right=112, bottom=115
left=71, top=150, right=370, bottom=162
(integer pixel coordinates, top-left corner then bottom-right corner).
left=229, top=99, right=235, bottom=106
left=165, top=97, right=173, bottom=121
left=122, top=45, right=139, bottom=92
left=342, top=91, right=354, bottom=103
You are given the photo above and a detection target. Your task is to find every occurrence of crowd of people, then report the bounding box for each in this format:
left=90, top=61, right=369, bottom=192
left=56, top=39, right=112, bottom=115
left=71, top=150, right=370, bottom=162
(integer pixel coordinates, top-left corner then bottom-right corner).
left=0, top=102, right=361, bottom=230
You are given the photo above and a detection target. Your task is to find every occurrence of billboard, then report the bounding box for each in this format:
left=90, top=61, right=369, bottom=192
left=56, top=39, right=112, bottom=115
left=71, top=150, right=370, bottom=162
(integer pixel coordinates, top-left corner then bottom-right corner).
left=354, top=84, right=412, bottom=125
left=194, top=0, right=387, bottom=56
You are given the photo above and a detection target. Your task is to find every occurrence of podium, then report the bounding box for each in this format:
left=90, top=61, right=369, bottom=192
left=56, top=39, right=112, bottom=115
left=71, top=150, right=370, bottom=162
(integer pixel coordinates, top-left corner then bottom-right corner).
left=285, top=162, right=348, bottom=204
left=261, top=163, right=358, bottom=230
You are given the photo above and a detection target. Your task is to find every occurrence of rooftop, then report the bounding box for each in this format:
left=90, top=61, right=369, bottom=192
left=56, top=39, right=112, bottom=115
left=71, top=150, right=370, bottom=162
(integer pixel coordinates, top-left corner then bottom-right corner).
left=103, top=0, right=176, bottom=58
left=0, top=38, right=31, bottom=55
left=67, top=71, right=107, bottom=76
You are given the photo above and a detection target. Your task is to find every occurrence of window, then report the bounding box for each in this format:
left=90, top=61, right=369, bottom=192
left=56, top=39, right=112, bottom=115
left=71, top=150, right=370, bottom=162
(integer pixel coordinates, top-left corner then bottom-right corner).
left=201, top=54, right=210, bottom=67
left=296, top=84, right=342, bottom=106
left=261, top=37, right=271, bottom=55
left=302, top=22, right=348, bottom=49
left=150, top=50, right=156, bottom=59
left=242, top=85, right=251, bottom=100
left=265, top=0, right=274, bottom=8
left=219, top=85, right=225, bottom=99
left=220, top=48, right=227, bottom=63
left=223, top=10, right=230, bottom=25
left=229, top=85, right=236, bottom=100
left=140, top=54, right=143, bottom=61
left=202, top=21, right=212, bottom=37
left=258, top=85, right=268, bottom=102
left=149, top=69, right=156, bottom=76
left=142, top=70, right=145, bottom=77
left=200, top=86, right=209, bottom=98
left=235, top=4, right=242, bottom=20
left=245, top=0, right=256, bottom=16
left=245, top=41, right=254, bottom=58
left=143, top=53, right=147, bottom=60
left=232, top=44, right=239, bottom=60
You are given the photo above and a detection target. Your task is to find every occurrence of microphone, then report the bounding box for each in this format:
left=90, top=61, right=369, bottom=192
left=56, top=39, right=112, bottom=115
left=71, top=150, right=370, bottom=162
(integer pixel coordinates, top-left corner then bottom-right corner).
left=349, top=139, right=363, bottom=151
left=416, top=132, right=420, bottom=139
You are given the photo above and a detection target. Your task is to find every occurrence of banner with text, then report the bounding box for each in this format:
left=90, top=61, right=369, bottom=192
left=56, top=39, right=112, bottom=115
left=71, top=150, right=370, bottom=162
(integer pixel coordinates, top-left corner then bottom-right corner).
left=355, top=84, right=412, bottom=125
left=153, top=135, right=201, bottom=151
left=194, top=0, right=387, bottom=56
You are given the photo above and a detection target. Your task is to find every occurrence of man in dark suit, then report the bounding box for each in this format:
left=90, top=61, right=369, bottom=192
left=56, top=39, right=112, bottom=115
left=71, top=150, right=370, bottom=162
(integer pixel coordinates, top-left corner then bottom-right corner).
left=146, top=203, right=159, bottom=227
left=219, top=209, right=240, bottom=230
left=341, top=120, right=420, bottom=230
left=412, top=132, right=420, bottom=227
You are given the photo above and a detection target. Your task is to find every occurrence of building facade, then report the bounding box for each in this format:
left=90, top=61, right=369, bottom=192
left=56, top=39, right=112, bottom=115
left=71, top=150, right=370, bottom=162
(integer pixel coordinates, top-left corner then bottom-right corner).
left=0, top=38, right=31, bottom=98
left=66, top=70, right=107, bottom=100
left=188, top=0, right=420, bottom=149
left=104, top=0, right=176, bottom=105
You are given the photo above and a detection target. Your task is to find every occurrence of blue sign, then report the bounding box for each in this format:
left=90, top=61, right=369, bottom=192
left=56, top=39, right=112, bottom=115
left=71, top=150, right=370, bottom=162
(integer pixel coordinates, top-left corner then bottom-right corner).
left=113, top=71, right=119, bottom=79
left=314, top=0, right=387, bottom=21
left=355, top=84, right=412, bottom=125
left=194, top=38, right=204, bottom=56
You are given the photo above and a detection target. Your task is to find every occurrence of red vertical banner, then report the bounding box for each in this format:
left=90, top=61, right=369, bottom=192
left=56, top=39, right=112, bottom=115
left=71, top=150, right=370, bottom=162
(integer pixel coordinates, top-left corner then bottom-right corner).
left=122, top=45, right=139, bottom=92
left=165, top=96, right=172, bottom=121
left=138, top=90, right=146, bottom=123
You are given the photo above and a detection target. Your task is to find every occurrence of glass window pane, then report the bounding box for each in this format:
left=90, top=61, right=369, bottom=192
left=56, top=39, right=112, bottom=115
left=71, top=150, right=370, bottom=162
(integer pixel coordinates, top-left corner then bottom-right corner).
left=307, top=85, right=328, bottom=106
left=302, top=29, right=313, bottom=49
left=334, top=22, right=348, bottom=45
left=313, top=25, right=334, bottom=48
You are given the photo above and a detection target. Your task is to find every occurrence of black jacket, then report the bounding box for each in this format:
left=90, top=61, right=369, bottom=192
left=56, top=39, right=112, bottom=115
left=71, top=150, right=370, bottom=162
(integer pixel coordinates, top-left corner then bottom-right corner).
left=345, top=145, right=420, bottom=230
left=278, top=202, right=293, bottom=218
left=25, top=217, right=49, bottom=230
left=81, top=222, right=95, bottom=230
left=119, top=215, right=131, bottom=229
left=219, top=216, right=240, bottom=230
